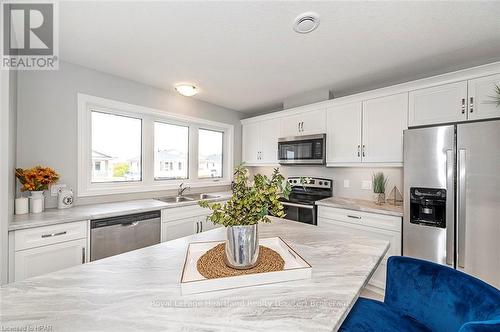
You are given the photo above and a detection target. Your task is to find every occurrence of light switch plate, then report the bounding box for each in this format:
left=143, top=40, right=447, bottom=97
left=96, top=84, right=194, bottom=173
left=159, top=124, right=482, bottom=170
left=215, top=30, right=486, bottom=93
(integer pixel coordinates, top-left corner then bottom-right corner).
left=343, top=180, right=350, bottom=188
left=361, top=180, right=372, bottom=190
left=50, top=184, right=67, bottom=196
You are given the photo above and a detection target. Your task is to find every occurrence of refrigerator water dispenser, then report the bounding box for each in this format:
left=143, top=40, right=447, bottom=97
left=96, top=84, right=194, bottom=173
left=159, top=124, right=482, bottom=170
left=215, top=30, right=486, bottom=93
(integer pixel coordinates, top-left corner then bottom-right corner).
left=410, top=188, right=447, bottom=228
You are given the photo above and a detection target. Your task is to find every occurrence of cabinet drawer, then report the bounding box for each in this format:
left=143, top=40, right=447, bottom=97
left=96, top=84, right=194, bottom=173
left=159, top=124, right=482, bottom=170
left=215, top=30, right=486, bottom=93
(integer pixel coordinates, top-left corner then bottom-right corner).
left=14, top=221, right=87, bottom=251
left=318, top=206, right=401, bottom=232
left=161, top=201, right=227, bottom=223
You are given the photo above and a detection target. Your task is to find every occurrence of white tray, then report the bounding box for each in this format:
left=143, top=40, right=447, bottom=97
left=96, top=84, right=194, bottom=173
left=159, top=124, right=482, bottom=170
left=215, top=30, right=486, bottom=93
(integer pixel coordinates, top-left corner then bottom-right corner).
left=180, top=237, right=312, bottom=295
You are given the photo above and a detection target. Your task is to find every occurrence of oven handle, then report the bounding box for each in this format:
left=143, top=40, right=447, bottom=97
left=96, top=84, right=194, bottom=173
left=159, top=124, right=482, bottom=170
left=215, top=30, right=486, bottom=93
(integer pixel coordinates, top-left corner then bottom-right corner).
left=281, top=201, right=315, bottom=209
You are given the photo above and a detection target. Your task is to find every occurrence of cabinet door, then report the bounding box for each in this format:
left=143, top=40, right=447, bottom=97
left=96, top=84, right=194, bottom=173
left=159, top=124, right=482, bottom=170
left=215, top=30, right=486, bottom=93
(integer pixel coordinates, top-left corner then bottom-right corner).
left=326, top=102, right=362, bottom=164
left=242, top=122, right=261, bottom=164
left=162, top=218, right=196, bottom=241
left=468, top=74, right=500, bottom=120
left=260, top=118, right=280, bottom=164
left=362, top=93, right=408, bottom=163
left=409, top=81, right=467, bottom=126
left=300, top=108, right=327, bottom=136
left=280, top=113, right=302, bottom=137
left=14, top=238, right=86, bottom=281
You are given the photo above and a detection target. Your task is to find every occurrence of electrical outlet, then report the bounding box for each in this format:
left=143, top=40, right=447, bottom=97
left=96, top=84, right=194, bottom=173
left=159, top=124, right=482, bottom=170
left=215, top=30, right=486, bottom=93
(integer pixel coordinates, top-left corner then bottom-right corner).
left=50, top=184, right=67, bottom=196
left=343, top=179, right=350, bottom=188
left=361, top=180, right=372, bottom=190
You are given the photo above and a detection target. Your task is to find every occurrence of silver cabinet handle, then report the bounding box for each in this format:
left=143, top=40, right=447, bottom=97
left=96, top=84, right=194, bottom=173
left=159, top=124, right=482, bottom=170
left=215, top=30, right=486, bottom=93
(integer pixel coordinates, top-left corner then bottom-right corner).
left=196, top=221, right=199, bottom=233
left=82, top=247, right=86, bottom=264
left=457, top=149, right=467, bottom=268
left=461, top=98, right=466, bottom=114
left=469, top=97, right=474, bottom=113
left=301, top=122, right=304, bottom=132
left=200, top=220, right=203, bottom=233
left=347, top=215, right=361, bottom=219
left=357, top=145, right=360, bottom=157
left=362, top=145, right=366, bottom=157
left=41, top=231, right=67, bottom=238
left=298, top=122, right=301, bottom=132
left=445, top=149, right=455, bottom=266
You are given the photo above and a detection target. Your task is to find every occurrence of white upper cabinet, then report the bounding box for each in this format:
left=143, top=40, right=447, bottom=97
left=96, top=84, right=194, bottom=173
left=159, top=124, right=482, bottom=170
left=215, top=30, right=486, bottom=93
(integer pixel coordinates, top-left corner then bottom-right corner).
left=242, top=118, right=279, bottom=166
left=409, top=81, right=468, bottom=127
left=259, top=118, right=280, bottom=164
left=326, top=102, right=362, bottom=164
left=362, top=93, right=408, bottom=163
left=468, top=73, right=500, bottom=120
left=280, top=108, right=326, bottom=137
left=242, top=122, right=260, bottom=164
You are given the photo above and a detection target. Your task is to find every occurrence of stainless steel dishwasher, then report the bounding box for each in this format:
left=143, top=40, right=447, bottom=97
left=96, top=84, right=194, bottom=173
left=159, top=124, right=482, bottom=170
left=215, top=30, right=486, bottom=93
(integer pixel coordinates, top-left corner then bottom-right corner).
left=90, top=211, right=161, bottom=261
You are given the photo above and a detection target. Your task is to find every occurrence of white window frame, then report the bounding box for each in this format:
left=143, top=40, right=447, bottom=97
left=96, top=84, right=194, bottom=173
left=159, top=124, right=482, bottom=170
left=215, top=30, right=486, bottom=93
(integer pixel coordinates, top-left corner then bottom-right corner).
left=77, top=93, right=234, bottom=197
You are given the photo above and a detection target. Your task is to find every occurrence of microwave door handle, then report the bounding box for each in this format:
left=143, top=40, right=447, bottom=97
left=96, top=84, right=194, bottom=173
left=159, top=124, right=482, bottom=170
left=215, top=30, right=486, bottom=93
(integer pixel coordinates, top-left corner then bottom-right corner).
left=445, top=149, right=455, bottom=266
left=457, top=149, right=466, bottom=269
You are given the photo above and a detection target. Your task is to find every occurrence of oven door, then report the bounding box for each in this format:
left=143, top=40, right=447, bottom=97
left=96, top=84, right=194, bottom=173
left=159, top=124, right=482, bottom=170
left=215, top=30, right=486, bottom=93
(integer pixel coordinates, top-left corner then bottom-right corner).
left=278, top=134, right=325, bottom=165
left=281, top=201, right=317, bottom=225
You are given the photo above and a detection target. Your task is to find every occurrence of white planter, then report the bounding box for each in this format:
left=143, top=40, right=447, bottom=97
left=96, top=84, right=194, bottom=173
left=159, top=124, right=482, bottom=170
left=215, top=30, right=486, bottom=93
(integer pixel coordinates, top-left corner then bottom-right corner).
left=29, top=191, right=45, bottom=213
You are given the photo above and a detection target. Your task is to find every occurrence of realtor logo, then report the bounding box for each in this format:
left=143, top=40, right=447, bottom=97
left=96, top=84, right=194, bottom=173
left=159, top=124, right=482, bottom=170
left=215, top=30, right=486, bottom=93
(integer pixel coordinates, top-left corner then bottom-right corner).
left=1, top=1, right=58, bottom=70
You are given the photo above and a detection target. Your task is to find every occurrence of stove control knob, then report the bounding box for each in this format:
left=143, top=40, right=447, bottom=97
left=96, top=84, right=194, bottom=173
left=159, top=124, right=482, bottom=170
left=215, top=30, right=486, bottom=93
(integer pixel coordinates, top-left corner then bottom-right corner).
left=318, top=181, right=323, bottom=185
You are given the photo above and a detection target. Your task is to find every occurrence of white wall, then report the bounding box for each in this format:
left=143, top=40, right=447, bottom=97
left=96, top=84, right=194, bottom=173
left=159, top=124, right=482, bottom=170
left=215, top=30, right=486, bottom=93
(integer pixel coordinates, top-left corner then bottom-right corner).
left=0, top=69, right=17, bottom=285
left=248, top=166, right=403, bottom=201
left=16, top=61, right=244, bottom=208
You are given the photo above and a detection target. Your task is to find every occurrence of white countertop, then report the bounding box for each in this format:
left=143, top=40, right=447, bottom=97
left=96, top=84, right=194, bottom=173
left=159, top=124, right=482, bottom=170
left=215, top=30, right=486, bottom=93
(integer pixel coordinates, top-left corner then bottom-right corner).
left=0, top=218, right=389, bottom=332
left=316, top=196, right=404, bottom=217
left=9, top=192, right=232, bottom=231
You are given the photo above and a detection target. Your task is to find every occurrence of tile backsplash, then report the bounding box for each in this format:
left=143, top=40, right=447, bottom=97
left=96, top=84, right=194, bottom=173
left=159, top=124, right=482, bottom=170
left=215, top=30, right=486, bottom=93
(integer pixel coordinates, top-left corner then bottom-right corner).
left=247, top=166, right=403, bottom=201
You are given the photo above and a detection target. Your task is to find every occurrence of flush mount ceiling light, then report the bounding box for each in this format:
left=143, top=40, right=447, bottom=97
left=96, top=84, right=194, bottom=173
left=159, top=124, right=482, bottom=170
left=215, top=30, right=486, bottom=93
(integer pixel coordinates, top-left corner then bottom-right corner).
left=175, top=84, right=198, bottom=97
left=293, top=12, right=320, bottom=34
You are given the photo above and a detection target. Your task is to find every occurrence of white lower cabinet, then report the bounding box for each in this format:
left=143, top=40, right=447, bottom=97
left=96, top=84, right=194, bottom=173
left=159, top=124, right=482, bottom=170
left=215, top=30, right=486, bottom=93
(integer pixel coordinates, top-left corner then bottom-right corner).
left=14, top=238, right=87, bottom=281
left=9, top=220, right=89, bottom=282
left=318, top=206, right=401, bottom=294
left=161, top=202, right=225, bottom=242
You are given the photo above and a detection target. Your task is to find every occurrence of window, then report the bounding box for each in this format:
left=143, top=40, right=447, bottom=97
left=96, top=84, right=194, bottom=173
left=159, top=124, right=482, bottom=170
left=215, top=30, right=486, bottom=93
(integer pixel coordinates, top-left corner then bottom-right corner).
left=198, top=129, right=223, bottom=178
left=154, top=122, right=188, bottom=180
left=78, top=94, right=233, bottom=197
left=91, top=111, right=142, bottom=183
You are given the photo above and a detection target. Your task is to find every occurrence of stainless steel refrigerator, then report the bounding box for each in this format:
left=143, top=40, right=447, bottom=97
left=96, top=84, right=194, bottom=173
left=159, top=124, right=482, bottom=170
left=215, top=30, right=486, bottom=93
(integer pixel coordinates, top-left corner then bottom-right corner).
left=403, top=120, right=500, bottom=288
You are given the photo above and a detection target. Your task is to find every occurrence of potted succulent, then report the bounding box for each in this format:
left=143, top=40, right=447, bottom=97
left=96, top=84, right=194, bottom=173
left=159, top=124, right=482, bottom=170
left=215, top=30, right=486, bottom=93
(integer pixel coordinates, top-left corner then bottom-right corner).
left=372, top=172, right=388, bottom=205
left=15, top=166, right=59, bottom=213
left=199, top=165, right=291, bottom=269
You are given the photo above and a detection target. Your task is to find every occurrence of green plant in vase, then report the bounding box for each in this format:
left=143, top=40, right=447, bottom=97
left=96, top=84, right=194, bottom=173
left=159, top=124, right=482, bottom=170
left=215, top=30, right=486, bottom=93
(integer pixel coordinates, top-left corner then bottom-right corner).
left=199, top=164, right=291, bottom=269
left=372, top=172, right=388, bottom=205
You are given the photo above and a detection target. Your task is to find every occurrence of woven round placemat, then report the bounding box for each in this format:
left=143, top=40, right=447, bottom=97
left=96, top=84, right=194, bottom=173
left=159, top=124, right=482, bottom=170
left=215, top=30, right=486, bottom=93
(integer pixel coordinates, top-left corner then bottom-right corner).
left=197, top=243, right=285, bottom=279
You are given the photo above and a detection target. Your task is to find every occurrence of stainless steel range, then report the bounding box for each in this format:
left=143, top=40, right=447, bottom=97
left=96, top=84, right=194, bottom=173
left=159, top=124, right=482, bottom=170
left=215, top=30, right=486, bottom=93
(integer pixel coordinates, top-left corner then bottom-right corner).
left=280, top=177, right=333, bottom=225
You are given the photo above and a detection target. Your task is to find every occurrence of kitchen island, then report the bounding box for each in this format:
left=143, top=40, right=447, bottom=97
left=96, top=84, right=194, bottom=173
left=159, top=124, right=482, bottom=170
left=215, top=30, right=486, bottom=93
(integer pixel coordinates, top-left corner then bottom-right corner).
left=0, top=218, right=389, bottom=332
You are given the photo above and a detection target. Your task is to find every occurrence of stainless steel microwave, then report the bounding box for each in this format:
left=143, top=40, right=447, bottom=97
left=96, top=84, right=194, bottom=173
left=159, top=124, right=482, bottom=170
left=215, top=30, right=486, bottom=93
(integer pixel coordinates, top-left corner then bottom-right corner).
left=278, top=134, right=326, bottom=165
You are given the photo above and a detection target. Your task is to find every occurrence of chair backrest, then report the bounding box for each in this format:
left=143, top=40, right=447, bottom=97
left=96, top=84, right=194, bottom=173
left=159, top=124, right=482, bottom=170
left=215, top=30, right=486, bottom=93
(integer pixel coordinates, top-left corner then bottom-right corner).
left=384, top=256, right=500, bottom=332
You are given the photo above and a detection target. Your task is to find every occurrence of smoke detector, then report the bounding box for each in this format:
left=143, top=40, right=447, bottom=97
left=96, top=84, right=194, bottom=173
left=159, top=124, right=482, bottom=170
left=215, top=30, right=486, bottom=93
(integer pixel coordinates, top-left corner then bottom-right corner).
left=293, top=12, right=320, bottom=34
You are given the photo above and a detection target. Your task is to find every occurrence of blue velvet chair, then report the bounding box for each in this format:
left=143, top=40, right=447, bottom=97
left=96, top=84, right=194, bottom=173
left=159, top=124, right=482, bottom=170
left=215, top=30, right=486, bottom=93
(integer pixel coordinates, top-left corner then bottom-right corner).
left=339, top=256, right=500, bottom=332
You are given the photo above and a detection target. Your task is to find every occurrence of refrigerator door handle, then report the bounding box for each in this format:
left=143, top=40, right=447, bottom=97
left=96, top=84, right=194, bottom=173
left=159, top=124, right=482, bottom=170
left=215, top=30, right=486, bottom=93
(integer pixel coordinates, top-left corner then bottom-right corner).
left=445, top=149, right=455, bottom=266
left=457, top=149, right=467, bottom=268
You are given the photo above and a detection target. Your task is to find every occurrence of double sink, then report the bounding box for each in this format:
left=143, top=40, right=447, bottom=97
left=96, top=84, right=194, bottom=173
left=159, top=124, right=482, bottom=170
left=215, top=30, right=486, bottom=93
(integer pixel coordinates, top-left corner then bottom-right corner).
left=156, top=193, right=222, bottom=204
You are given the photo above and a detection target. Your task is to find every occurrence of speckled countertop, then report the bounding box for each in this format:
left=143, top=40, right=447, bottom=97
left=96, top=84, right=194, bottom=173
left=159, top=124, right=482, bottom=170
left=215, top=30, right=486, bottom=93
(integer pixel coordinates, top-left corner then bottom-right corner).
left=316, top=196, right=403, bottom=217
left=0, top=218, right=389, bottom=332
left=9, top=192, right=232, bottom=231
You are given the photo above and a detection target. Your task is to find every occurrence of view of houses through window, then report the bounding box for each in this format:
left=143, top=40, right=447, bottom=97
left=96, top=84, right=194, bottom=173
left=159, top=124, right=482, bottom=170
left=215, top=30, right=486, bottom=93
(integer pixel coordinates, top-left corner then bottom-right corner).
left=89, top=107, right=226, bottom=186
left=198, top=129, right=223, bottom=178
left=91, top=111, right=142, bottom=183
left=154, top=122, right=189, bottom=180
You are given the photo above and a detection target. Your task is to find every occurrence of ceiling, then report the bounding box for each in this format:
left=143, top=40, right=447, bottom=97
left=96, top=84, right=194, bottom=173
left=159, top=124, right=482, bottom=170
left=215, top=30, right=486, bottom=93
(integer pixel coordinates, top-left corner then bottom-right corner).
left=59, top=1, right=500, bottom=113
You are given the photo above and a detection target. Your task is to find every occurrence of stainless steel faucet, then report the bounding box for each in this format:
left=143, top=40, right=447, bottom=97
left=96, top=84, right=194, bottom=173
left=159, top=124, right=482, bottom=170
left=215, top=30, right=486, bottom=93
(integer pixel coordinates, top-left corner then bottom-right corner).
left=177, top=183, right=190, bottom=197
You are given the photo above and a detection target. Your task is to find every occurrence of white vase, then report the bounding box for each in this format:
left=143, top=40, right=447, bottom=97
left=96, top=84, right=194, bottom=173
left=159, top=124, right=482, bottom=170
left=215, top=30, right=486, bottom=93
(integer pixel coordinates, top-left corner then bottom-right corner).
left=29, top=191, right=45, bottom=213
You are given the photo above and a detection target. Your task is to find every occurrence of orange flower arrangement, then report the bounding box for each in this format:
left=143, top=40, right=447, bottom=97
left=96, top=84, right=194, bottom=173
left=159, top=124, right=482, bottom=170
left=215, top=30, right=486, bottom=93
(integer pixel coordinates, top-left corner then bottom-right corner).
left=15, top=166, right=59, bottom=192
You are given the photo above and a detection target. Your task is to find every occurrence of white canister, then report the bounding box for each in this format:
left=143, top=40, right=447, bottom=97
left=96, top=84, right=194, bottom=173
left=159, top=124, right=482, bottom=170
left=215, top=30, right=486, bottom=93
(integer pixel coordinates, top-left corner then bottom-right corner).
left=15, top=197, right=29, bottom=215
left=29, top=191, right=45, bottom=213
